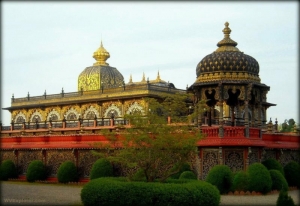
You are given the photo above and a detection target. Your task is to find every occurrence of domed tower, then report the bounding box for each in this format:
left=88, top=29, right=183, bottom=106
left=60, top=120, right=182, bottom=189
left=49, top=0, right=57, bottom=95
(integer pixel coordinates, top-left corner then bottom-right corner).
left=189, top=22, right=276, bottom=137
left=78, top=41, right=124, bottom=91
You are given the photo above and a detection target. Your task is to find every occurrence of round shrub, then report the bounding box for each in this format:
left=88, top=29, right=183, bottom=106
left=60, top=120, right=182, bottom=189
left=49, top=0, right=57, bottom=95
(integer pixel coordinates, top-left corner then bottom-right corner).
left=170, top=162, right=191, bottom=179
left=81, top=177, right=220, bottom=206
left=205, top=165, right=233, bottom=194
left=179, top=171, right=197, bottom=180
left=276, top=189, right=295, bottom=206
left=247, top=163, right=272, bottom=194
left=262, top=158, right=284, bottom=175
left=0, top=160, right=17, bottom=180
left=231, top=170, right=249, bottom=192
left=57, top=161, right=78, bottom=183
left=284, top=161, right=300, bottom=187
left=269, top=169, right=288, bottom=191
left=26, top=160, right=46, bottom=182
left=90, top=158, right=113, bottom=180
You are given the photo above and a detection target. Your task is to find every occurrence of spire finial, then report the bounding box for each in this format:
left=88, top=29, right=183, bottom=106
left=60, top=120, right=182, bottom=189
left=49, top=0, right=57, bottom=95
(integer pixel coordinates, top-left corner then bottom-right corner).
left=215, top=22, right=240, bottom=52
left=93, top=40, right=110, bottom=66
left=156, top=70, right=161, bottom=81
left=142, top=72, right=146, bottom=82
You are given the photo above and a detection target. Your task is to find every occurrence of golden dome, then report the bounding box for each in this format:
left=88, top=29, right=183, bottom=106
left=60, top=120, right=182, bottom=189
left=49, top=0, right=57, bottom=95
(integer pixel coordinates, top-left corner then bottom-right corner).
left=93, top=41, right=110, bottom=66
left=78, top=41, right=124, bottom=91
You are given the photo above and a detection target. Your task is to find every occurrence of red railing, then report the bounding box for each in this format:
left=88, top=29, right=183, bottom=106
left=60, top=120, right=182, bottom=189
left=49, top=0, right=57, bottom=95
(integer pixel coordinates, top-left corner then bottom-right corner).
left=223, top=127, right=245, bottom=138
left=201, top=127, right=219, bottom=138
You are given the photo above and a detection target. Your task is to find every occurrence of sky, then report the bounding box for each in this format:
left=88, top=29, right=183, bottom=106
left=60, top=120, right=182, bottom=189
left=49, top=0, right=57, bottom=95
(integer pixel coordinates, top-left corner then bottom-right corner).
left=1, top=2, right=299, bottom=126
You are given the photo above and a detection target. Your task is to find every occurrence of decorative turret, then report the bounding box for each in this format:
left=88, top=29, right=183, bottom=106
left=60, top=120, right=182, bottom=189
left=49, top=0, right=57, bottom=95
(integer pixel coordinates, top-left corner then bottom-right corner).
left=195, top=22, right=260, bottom=83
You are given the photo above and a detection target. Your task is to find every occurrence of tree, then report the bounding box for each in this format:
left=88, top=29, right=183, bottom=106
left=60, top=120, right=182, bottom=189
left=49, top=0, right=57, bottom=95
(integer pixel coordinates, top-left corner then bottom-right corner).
left=280, top=118, right=296, bottom=132
left=94, top=94, right=205, bottom=182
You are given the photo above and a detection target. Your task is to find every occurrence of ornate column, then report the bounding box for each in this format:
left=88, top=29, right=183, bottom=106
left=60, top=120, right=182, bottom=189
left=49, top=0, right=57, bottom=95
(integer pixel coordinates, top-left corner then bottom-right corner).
left=219, top=147, right=223, bottom=165
left=244, top=100, right=249, bottom=137
left=218, top=100, right=224, bottom=138
left=257, top=103, right=262, bottom=128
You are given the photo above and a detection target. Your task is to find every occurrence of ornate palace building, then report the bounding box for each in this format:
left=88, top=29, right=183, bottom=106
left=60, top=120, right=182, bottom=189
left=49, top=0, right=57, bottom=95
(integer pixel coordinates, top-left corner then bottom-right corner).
left=1, top=22, right=299, bottom=181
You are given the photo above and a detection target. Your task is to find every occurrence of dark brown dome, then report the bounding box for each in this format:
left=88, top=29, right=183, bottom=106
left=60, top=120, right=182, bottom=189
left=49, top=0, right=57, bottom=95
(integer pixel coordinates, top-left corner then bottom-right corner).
left=196, top=51, right=259, bottom=77
left=195, top=22, right=260, bottom=83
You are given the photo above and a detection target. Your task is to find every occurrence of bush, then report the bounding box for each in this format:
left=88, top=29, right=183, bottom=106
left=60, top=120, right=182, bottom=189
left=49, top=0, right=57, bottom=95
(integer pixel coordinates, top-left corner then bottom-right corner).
left=0, top=160, right=17, bottom=180
left=276, top=189, right=295, bottom=206
left=205, top=165, right=233, bottom=194
left=90, top=158, right=113, bottom=180
left=231, top=170, right=249, bottom=192
left=179, top=171, right=197, bottom=180
left=170, top=162, right=191, bottom=179
left=57, top=161, right=78, bottom=183
left=26, top=160, right=46, bottom=182
left=247, top=163, right=272, bottom=194
left=81, top=177, right=220, bottom=206
left=132, top=168, right=147, bottom=182
left=262, top=158, right=284, bottom=175
left=284, top=161, right=300, bottom=187
left=269, top=169, right=288, bottom=191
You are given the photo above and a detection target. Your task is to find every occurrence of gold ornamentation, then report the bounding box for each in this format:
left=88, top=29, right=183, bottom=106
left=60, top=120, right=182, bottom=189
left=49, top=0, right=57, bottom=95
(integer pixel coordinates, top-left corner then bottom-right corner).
left=78, top=68, right=100, bottom=91
left=215, top=22, right=240, bottom=53
left=93, top=41, right=110, bottom=66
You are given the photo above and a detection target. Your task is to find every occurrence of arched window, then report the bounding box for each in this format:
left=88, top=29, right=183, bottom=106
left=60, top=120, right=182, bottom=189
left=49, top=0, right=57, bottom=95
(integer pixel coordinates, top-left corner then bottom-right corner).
left=16, top=116, right=25, bottom=123
left=49, top=114, right=59, bottom=121
left=86, top=111, right=96, bottom=120
left=67, top=112, right=77, bottom=120
left=32, top=115, right=41, bottom=122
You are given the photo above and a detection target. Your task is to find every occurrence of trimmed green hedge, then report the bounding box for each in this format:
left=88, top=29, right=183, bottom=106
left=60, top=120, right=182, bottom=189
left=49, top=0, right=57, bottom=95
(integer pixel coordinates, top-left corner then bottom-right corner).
left=170, top=162, right=191, bottom=179
left=57, top=161, right=78, bottom=183
left=81, top=178, right=220, bottom=206
left=205, top=165, right=233, bottom=194
left=276, top=190, right=295, bottom=206
left=231, top=171, right=249, bottom=192
left=248, top=163, right=272, bottom=194
left=269, top=169, right=288, bottom=191
left=262, top=158, right=284, bottom=176
left=90, top=158, right=113, bottom=180
left=284, top=161, right=300, bottom=188
left=179, top=171, right=197, bottom=180
left=26, top=160, right=46, bottom=182
left=0, top=160, right=17, bottom=180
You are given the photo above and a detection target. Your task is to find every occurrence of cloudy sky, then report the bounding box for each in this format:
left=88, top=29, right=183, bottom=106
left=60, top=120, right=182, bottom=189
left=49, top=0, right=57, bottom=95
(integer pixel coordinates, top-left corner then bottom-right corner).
left=1, top=2, right=298, bottom=126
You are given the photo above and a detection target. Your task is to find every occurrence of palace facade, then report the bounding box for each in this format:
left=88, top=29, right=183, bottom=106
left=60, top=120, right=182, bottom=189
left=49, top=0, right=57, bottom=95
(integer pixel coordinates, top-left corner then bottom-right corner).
left=1, top=22, right=299, bottom=181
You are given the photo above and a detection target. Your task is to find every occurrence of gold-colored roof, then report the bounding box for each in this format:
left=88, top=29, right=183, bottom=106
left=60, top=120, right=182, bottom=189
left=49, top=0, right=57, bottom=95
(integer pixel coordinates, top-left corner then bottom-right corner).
left=215, top=22, right=240, bottom=52
left=78, top=41, right=124, bottom=91
left=93, top=41, right=110, bottom=66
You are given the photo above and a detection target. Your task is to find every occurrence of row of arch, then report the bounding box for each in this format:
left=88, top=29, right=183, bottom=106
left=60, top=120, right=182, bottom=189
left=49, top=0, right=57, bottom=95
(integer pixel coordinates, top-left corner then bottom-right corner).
left=13, top=102, right=145, bottom=123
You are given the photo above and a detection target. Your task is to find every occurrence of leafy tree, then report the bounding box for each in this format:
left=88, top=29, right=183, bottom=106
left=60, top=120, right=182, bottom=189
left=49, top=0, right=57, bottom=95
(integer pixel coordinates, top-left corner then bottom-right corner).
left=280, top=118, right=296, bottom=132
left=94, top=95, right=205, bottom=182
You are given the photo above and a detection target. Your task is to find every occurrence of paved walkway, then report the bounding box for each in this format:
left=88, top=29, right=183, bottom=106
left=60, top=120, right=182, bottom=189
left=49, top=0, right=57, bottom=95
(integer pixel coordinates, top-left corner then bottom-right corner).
left=1, top=181, right=299, bottom=206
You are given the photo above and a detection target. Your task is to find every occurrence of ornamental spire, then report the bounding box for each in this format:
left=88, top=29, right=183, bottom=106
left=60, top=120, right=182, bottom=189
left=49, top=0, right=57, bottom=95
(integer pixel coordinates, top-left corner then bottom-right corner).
left=156, top=71, right=161, bottom=82
left=141, top=72, right=146, bottom=82
left=93, top=40, right=110, bottom=66
left=215, top=22, right=240, bottom=52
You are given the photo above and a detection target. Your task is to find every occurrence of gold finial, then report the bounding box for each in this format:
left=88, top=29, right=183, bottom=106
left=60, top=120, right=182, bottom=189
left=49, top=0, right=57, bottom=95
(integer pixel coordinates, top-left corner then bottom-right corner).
left=156, top=71, right=161, bottom=81
left=141, top=72, right=146, bottom=82
left=129, top=74, right=133, bottom=83
left=93, top=40, right=110, bottom=66
left=215, top=22, right=240, bottom=52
